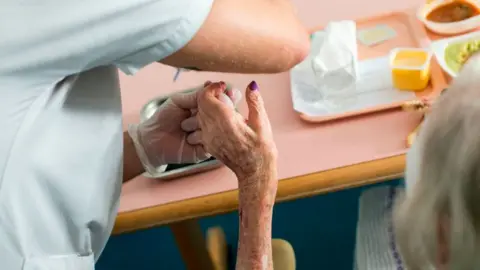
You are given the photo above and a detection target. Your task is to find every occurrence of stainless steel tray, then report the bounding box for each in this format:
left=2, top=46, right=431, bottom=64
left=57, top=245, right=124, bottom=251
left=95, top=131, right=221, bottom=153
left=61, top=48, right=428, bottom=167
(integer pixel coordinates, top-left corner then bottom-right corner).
left=144, top=157, right=223, bottom=181
left=140, top=86, right=223, bottom=180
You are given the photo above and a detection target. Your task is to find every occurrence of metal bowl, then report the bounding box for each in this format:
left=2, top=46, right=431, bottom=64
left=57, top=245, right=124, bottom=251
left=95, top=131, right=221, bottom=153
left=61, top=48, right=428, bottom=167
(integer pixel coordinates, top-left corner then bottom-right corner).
left=140, top=86, right=223, bottom=180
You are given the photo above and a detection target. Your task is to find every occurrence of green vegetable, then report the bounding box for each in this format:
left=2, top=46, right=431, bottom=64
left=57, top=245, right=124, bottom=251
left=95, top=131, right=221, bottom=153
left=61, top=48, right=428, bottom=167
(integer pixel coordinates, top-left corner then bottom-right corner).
left=445, top=39, right=480, bottom=74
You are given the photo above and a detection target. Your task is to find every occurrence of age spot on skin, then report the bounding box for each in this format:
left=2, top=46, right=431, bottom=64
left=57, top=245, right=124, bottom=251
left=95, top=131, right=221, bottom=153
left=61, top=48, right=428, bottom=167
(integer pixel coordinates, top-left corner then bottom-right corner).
left=238, top=205, right=249, bottom=230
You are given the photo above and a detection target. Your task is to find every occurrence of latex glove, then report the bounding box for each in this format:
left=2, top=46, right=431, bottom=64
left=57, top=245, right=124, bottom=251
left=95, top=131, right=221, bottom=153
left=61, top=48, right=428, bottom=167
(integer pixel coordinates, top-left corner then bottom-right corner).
left=128, top=84, right=242, bottom=175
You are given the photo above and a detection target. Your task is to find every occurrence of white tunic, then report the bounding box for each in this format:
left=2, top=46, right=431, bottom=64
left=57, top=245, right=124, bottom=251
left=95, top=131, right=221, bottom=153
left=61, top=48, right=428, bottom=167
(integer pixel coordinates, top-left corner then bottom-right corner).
left=0, top=0, right=213, bottom=268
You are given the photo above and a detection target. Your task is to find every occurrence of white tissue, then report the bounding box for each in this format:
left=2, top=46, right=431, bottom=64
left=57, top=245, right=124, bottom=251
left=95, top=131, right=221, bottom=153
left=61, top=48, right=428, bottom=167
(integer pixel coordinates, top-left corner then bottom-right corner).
left=290, top=20, right=417, bottom=117
left=311, top=21, right=358, bottom=92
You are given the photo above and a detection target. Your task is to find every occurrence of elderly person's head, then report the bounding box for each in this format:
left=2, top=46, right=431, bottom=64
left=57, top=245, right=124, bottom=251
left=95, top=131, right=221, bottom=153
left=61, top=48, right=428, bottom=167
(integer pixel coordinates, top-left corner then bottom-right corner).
left=394, top=54, right=480, bottom=269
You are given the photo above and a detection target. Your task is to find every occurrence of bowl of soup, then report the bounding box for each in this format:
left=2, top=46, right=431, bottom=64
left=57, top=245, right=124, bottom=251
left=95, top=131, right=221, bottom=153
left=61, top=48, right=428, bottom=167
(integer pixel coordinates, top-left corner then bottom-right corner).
left=418, top=0, right=480, bottom=35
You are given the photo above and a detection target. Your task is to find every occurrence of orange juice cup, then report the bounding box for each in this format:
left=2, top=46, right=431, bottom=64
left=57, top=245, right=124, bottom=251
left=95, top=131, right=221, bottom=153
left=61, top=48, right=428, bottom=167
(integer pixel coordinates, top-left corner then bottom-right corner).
left=389, top=48, right=433, bottom=91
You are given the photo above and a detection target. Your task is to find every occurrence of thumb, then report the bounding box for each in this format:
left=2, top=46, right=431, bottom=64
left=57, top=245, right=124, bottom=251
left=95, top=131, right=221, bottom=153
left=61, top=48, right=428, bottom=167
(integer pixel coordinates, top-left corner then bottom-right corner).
left=200, top=81, right=228, bottom=100
left=245, top=81, right=267, bottom=133
left=197, top=82, right=228, bottom=112
left=170, top=86, right=202, bottom=110
left=218, top=93, right=235, bottom=109
left=225, top=88, right=243, bottom=106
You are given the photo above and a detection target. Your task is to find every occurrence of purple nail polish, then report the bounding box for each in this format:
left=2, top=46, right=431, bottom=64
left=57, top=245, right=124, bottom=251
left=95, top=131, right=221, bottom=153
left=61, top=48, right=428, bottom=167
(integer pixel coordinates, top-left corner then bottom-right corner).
left=248, top=81, right=258, bottom=91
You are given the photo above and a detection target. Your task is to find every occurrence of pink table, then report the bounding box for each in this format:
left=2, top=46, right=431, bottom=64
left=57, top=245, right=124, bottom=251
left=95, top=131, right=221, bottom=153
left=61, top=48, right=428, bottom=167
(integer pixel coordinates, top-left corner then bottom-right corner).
left=115, top=0, right=437, bottom=269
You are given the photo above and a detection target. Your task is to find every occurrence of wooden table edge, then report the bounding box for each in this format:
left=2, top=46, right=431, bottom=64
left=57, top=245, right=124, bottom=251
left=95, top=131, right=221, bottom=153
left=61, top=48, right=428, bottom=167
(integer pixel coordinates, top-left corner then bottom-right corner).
left=113, top=154, right=406, bottom=234
left=114, top=154, right=406, bottom=234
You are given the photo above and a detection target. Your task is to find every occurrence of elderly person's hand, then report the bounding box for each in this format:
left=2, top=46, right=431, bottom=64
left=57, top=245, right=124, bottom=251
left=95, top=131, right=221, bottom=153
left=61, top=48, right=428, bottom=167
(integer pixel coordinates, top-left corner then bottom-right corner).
left=197, top=81, right=278, bottom=195
left=127, top=85, right=241, bottom=176
left=196, top=81, right=278, bottom=270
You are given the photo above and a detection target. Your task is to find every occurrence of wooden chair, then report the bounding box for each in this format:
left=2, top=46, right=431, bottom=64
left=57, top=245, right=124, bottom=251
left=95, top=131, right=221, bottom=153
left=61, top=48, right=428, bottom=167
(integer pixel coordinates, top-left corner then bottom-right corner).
left=207, top=227, right=296, bottom=270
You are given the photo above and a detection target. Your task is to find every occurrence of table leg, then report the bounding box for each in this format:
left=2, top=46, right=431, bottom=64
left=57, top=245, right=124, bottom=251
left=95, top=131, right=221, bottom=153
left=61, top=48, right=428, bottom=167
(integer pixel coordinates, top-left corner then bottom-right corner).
left=207, top=227, right=227, bottom=270
left=170, top=219, right=215, bottom=270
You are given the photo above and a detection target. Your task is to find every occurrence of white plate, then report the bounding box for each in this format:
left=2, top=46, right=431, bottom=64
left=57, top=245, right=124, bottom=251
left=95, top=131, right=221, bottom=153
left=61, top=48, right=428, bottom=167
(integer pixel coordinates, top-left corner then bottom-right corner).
left=417, top=0, right=480, bottom=35
left=430, top=30, right=480, bottom=77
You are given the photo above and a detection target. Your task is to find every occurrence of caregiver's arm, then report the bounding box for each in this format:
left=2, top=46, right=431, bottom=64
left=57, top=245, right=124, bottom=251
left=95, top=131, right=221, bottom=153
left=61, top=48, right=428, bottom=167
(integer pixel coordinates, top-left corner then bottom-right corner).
left=160, top=0, right=310, bottom=73
left=123, top=131, right=144, bottom=182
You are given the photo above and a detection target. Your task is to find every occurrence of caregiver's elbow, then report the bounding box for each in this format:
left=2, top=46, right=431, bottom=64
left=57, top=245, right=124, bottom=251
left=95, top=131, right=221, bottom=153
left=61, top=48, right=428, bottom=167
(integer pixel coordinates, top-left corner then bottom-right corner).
left=265, top=31, right=311, bottom=73
left=161, top=27, right=310, bottom=74
left=161, top=0, right=311, bottom=74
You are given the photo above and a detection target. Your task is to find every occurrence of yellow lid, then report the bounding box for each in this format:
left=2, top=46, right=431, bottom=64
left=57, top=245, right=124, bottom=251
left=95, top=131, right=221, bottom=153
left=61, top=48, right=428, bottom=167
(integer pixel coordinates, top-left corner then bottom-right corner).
left=390, top=48, right=432, bottom=70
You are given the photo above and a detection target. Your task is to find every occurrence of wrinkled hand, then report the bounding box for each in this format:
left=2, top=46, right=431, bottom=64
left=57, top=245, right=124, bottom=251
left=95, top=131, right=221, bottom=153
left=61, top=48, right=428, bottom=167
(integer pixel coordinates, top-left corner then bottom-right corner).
left=128, top=85, right=241, bottom=175
left=195, top=81, right=278, bottom=189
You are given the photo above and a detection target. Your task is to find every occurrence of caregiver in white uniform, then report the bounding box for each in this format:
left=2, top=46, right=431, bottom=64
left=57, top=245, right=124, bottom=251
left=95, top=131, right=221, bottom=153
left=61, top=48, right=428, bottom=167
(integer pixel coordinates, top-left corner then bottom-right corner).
left=0, top=0, right=309, bottom=268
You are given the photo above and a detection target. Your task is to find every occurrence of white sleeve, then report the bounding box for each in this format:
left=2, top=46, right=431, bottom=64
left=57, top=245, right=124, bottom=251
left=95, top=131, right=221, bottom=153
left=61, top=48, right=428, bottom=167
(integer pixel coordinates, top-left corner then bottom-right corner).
left=3, top=0, right=214, bottom=78
left=111, top=0, right=214, bottom=75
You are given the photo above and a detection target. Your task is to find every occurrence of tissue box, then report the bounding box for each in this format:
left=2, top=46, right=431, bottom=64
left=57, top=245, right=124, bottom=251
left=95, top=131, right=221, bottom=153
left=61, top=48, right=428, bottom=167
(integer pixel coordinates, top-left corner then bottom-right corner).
left=311, top=21, right=359, bottom=81
left=310, top=21, right=359, bottom=103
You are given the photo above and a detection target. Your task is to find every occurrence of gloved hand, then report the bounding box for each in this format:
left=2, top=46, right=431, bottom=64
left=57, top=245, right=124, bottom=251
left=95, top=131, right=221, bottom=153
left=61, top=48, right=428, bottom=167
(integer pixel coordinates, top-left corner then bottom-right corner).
left=128, top=84, right=242, bottom=175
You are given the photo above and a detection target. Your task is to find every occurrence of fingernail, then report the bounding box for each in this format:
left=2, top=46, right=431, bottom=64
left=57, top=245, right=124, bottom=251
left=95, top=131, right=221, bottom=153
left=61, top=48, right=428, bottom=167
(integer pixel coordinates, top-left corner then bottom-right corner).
left=248, top=81, right=258, bottom=91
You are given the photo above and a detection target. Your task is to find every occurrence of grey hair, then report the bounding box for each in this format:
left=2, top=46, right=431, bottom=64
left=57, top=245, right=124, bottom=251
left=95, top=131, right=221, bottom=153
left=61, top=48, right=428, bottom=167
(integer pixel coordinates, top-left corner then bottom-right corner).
left=394, top=54, right=480, bottom=270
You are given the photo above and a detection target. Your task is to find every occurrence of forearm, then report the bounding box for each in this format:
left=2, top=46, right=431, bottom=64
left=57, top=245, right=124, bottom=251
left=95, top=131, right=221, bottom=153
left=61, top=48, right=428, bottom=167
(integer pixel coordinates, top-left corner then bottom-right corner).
left=236, top=202, right=274, bottom=270
left=161, top=0, right=310, bottom=73
left=236, top=171, right=278, bottom=270
left=123, top=131, right=144, bottom=182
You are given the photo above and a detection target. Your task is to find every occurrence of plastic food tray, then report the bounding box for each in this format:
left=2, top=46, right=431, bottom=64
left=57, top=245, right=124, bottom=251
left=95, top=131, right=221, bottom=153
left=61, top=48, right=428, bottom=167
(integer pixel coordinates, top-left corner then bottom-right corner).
left=290, top=10, right=448, bottom=123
